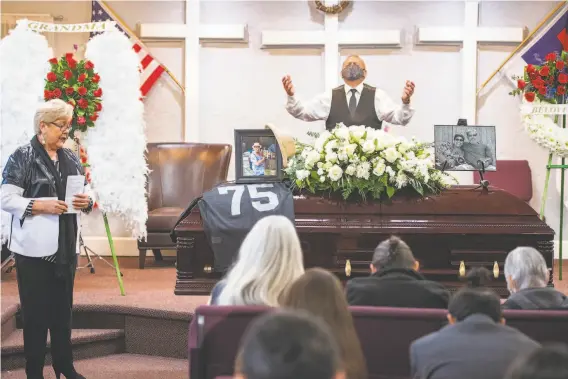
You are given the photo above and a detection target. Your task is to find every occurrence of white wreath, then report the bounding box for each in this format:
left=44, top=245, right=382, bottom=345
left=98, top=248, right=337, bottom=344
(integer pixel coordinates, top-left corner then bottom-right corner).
left=520, top=100, right=568, bottom=158
left=1, top=21, right=148, bottom=242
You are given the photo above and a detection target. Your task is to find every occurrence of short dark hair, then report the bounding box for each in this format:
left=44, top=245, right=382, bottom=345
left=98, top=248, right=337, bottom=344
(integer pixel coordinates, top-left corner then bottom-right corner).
left=237, top=310, right=341, bottom=379
left=454, top=134, right=465, bottom=141
left=372, top=236, right=415, bottom=270
left=506, top=344, right=568, bottom=379
left=448, top=267, right=502, bottom=322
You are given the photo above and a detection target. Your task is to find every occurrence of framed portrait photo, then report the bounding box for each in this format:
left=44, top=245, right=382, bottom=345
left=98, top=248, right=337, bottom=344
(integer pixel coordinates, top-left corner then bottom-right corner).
left=434, top=125, right=497, bottom=172
left=234, top=129, right=283, bottom=184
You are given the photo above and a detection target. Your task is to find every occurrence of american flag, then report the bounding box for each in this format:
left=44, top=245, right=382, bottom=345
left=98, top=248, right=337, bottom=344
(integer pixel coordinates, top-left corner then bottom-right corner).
left=91, top=0, right=165, bottom=97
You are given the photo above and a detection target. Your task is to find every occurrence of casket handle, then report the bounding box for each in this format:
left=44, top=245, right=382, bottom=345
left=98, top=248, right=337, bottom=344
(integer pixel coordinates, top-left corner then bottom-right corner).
left=345, top=259, right=352, bottom=277
left=459, top=261, right=465, bottom=277
left=493, top=261, right=499, bottom=278
left=203, top=265, right=212, bottom=274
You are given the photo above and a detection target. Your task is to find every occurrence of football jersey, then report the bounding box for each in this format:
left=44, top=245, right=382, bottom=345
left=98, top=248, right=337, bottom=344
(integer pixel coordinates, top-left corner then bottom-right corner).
left=198, top=182, right=295, bottom=272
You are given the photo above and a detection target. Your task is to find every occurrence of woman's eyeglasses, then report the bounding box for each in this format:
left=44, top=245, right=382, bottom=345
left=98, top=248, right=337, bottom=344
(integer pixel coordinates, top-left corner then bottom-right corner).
left=49, top=122, right=71, bottom=131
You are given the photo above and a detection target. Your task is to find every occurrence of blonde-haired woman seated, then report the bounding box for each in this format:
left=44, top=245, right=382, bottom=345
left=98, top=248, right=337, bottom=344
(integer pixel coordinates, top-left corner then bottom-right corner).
left=208, top=215, right=304, bottom=306
left=281, top=268, right=368, bottom=379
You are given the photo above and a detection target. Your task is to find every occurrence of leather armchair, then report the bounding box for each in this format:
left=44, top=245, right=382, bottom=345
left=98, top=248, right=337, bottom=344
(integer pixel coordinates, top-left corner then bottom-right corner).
left=138, top=142, right=232, bottom=269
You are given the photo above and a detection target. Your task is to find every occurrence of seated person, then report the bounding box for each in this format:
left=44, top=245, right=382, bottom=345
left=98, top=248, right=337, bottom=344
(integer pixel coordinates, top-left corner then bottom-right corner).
left=505, top=343, right=568, bottom=379
left=281, top=268, right=368, bottom=379
left=410, top=268, right=540, bottom=379
left=208, top=215, right=304, bottom=306
left=503, top=247, right=568, bottom=310
left=234, top=310, right=345, bottom=379
left=345, top=236, right=449, bottom=308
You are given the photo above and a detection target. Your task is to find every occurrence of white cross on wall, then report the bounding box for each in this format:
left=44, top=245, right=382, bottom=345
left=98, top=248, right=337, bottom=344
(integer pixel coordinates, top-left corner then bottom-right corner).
left=416, top=0, right=525, bottom=124
left=261, top=3, right=401, bottom=91
left=138, top=0, right=248, bottom=142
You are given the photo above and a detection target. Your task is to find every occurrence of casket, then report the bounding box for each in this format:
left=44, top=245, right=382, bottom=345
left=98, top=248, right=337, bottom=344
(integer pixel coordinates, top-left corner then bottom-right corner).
left=173, top=185, right=555, bottom=296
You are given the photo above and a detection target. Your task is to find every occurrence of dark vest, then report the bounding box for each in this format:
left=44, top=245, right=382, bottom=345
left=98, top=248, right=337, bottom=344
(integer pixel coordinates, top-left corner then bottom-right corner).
left=326, top=84, right=382, bottom=131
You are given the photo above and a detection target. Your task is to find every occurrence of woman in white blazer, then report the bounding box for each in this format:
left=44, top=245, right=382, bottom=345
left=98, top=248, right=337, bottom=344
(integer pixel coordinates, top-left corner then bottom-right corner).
left=1, top=99, right=93, bottom=379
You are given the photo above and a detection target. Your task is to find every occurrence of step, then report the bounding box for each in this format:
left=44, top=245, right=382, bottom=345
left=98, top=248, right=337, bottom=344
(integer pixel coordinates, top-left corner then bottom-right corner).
left=0, top=353, right=188, bottom=379
left=1, top=304, right=19, bottom=341
left=1, top=329, right=125, bottom=371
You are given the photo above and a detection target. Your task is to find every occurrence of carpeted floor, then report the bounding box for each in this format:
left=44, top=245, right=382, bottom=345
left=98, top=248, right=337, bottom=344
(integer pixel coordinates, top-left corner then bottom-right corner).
left=1, top=256, right=209, bottom=317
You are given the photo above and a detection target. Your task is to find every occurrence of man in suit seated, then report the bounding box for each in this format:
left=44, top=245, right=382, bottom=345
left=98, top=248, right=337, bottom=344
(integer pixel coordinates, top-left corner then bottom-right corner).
left=345, top=236, right=449, bottom=308
left=410, top=268, right=540, bottom=379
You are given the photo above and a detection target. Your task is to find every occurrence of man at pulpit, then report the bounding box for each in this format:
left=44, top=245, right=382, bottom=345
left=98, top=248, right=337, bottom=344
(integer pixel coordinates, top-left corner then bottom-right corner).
left=282, top=55, right=415, bottom=130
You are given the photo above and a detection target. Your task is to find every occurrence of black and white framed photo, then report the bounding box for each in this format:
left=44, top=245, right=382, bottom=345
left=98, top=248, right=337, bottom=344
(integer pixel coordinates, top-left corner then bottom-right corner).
left=234, top=129, right=283, bottom=184
left=434, top=125, right=497, bottom=172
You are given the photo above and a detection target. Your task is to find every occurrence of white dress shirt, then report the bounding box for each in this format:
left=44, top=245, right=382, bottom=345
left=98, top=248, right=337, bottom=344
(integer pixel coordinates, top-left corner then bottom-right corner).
left=285, top=82, right=415, bottom=126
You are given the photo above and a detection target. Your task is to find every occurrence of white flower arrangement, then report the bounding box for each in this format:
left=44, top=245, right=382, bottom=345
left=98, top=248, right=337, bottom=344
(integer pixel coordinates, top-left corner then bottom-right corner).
left=284, top=123, right=455, bottom=200
left=520, top=100, right=568, bottom=158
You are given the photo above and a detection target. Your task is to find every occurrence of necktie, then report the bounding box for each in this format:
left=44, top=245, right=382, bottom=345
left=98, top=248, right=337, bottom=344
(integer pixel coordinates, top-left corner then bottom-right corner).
left=349, top=88, right=357, bottom=117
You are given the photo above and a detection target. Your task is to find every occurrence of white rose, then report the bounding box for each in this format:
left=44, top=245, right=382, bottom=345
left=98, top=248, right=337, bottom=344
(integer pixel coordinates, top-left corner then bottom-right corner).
left=328, top=165, right=343, bottom=181
left=373, top=161, right=386, bottom=176
left=337, top=151, right=349, bottom=162
left=349, top=125, right=366, bottom=141
left=320, top=176, right=326, bottom=182
left=295, top=169, right=310, bottom=180
left=334, top=126, right=350, bottom=140
left=305, top=150, right=321, bottom=168
left=317, top=168, right=324, bottom=176
left=382, top=147, right=401, bottom=163
left=345, top=165, right=356, bottom=176
left=325, top=139, right=338, bottom=153
left=362, top=140, right=376, bottom=154
left=325, top=152, right=338, bottom=163
left=356, top=162, right=371, bottom=179
left=345, top=144, right=357, bottom=157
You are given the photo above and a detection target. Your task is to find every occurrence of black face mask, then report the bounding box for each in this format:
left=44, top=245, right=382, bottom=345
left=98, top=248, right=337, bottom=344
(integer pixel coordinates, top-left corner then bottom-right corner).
left=342, top=63, right=365, bottom=81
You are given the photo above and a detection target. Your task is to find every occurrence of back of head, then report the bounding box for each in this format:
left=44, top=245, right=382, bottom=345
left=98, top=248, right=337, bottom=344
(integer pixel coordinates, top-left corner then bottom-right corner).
left=218, top=215, right=304, bottom=306
left=281, top=268, right=367, bottom=379
left=504, top=247, right=549, bottom=292
left=372, top=236, right=415, bottom=271
left=237, top=310, right=341, bottom=379
left=448, top=267, right=502, bottom=322
left=506, top=343, right=568, bottom=379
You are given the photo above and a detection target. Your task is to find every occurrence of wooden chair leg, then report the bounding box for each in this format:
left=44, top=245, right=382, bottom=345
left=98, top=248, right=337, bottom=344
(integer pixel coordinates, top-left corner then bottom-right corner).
left=139, top=249, right=147, bottom=269
left=152, top=249, right=163, bottom=261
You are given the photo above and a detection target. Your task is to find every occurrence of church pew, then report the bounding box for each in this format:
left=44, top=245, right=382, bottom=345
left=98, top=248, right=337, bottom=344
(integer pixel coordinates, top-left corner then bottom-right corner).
left=188, top=305, right=568, bottom=379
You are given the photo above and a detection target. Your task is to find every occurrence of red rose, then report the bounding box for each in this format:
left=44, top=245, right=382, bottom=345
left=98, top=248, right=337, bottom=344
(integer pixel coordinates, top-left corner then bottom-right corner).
left=81, top=156, right=88, bottom=164
left=559, top=73, right=568, bottom=84
left=78, top=73, right=87, bottom=83
left=64, top=70, right=73, bottom=80
left=85, top=61, right=94, bottom=70
left=558, top=86, right=567, bottom=95
left=77, top=116, right=86, bottom=125
left=49, top=57, right=58, bottom=65
left=557, top=60, right=565, bottom=70
left=78, top=98, right=89, bottom=109
left=95, top=102, right=102, bottom=112
left=532, top=78, right=545, bottom=88
left=92, top=74, right=100, bottom=83
left=93, top=88, right=102, bottom=97
left=52, top=88, right=62, bottom=98
left=65, top=87, right=74, bottom=95
left=47, top=72, right=57, bottom=82
left=529, top=72, right=538, bottom=80
left=77, top=86, right=88, bottom=96
left=546, top=52, right=557, bottom=62
left=527, top=64, right=536, bottom=73
left=65, top=53, right=74, bottom=60
left=538, top=87, right=547, bottom=95
left=539, top=66, right=550, bottom=76
left=67, top=59, right=77, bottom=69
left=44, top=89, right=52, bottom=100
left=517, top=79, right=526, bottom=90
left=524, top=92, right=536, bottom=102
left=90, top=113, right=99, bottom=121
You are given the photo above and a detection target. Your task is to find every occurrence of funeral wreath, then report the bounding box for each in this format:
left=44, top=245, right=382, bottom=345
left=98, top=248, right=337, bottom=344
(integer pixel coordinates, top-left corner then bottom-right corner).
left=511, top=50, right=568, bottom=157
left=44, top=53, right=103, bottom=137
left=284, top=123, right=455, bottom=201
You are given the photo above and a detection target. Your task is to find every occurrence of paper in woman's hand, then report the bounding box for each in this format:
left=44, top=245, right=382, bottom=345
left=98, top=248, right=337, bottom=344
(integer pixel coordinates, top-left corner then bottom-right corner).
left=65, top=175, right=85, bottom=214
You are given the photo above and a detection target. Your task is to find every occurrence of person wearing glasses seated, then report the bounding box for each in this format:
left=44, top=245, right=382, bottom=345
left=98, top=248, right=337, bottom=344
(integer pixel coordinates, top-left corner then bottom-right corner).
left=1, top=99, right=93, bottom=379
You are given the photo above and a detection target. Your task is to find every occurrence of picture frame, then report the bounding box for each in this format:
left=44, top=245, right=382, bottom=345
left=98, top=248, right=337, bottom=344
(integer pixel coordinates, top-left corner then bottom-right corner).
left=234, top=129, right=283, bottom=184
left=434, top=125, right=497, bottom=172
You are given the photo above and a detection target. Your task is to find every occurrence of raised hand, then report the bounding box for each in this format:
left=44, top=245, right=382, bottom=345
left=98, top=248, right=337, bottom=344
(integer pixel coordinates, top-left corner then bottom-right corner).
left=401, top=80, right=415, bottom=104
left=282, top=75, right=295, bottom=97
